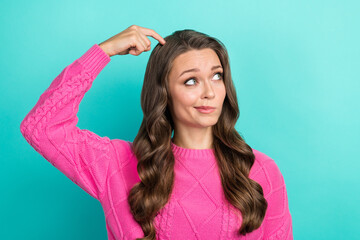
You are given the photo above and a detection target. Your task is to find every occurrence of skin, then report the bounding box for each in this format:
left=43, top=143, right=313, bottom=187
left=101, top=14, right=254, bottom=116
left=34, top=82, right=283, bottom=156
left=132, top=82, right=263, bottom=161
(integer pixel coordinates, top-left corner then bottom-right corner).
left=167, top=48, right=227, bottom=149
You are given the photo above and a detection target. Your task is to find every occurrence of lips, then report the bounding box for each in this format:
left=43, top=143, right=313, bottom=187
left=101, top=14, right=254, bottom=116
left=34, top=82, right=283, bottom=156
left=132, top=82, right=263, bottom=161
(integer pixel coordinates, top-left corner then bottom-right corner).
left=194, top=106, right=215, bottom=110
left=194, top=106, right=216, bottom=114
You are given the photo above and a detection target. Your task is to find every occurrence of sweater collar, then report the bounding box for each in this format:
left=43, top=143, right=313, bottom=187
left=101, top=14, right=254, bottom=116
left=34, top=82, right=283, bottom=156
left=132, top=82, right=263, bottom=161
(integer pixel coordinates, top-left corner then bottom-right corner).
left=170, top=140, right=215, bottom=159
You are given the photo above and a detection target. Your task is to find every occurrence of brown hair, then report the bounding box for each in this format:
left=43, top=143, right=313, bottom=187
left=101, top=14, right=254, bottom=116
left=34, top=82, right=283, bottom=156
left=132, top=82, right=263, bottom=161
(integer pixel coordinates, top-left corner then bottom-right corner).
left=128, top=29, right=267, bottom=239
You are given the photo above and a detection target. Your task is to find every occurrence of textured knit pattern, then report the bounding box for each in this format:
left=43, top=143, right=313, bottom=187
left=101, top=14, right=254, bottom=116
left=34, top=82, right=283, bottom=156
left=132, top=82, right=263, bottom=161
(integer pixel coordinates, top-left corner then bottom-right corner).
left=20, top=44, right=293, bottom=240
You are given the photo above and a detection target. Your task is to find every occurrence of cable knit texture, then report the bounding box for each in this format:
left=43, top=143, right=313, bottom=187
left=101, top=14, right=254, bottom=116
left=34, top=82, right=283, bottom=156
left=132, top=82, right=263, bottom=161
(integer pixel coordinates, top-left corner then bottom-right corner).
left=20, top=44, right=293, bottom=240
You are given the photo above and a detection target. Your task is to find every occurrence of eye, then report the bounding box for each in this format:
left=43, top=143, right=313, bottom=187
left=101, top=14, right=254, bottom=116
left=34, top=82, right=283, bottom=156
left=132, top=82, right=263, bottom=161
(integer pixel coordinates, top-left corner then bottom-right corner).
left=184, top=72, right=223, bottom=86
left=184, top=78, right=196, bottom=86
left=214, top=72, right=223, bottom=80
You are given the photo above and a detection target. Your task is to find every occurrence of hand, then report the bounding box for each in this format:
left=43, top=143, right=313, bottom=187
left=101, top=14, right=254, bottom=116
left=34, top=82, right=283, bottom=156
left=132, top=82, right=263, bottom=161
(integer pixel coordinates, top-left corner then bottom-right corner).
left=98, top=25, right=166, bottom=57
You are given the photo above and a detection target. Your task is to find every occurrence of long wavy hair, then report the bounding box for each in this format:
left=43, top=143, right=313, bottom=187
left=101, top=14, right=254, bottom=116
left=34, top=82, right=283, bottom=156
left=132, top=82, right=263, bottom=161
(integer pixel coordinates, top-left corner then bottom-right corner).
left=128, top=29, right=268, bottom=240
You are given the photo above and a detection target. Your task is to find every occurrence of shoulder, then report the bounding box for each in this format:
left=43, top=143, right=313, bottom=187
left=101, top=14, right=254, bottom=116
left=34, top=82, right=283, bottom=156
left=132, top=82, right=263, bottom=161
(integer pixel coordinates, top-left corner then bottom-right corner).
left=249, top=148, right=286, bottom=197
left=109, top=139, right=135, bottom=166
left=250, top=149, right=293, bottom=238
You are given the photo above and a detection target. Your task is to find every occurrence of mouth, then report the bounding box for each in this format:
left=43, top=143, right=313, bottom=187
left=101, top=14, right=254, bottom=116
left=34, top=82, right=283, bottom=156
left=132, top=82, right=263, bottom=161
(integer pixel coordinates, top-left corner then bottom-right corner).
left=194, top=106, right=216, bottom=113
left=194, top=106, right=216, bottom=110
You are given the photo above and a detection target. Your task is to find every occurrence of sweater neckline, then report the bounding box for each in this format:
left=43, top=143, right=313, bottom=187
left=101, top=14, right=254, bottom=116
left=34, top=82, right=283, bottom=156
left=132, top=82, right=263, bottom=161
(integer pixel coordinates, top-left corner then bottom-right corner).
left=170, top=140, right=215, bottom=159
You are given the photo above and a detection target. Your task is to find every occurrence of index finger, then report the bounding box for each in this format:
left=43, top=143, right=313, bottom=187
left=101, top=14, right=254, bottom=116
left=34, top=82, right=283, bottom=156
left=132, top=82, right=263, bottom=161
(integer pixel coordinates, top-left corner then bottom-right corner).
left=139, top=27, right=166, bottom=45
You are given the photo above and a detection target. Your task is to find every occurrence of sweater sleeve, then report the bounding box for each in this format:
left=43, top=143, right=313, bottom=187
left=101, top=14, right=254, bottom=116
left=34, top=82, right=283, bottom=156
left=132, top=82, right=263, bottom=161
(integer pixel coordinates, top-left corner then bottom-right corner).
left=263, top=159, right=293, bottom=240
left=20, top=44, right=118, bottom=201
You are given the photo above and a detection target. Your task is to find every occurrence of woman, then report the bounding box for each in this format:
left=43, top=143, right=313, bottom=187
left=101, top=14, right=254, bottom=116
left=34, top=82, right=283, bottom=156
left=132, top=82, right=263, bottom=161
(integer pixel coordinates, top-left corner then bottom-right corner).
left=20, top=25, right=293, bottom=239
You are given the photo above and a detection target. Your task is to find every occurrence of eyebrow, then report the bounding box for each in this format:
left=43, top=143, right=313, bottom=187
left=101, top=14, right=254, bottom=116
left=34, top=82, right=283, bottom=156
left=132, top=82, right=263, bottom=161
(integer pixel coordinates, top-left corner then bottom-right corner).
left=178, top=65, right=223, bottom=78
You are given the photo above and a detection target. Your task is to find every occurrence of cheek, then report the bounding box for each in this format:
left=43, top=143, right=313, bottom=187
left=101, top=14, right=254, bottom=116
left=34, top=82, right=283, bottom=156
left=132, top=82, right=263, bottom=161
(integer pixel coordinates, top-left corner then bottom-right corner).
left=221, top=87, right=227, bottom=100
left=216, top=84, right=226, bottom=101
left=173, top=90, right=198, bottom=107
left=170, top=90, right=199, bottom=120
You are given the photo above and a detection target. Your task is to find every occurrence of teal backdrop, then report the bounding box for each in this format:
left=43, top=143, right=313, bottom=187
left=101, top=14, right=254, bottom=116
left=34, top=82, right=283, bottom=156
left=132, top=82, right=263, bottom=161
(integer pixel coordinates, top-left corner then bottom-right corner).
left=1, top=0, right=359, bottom=239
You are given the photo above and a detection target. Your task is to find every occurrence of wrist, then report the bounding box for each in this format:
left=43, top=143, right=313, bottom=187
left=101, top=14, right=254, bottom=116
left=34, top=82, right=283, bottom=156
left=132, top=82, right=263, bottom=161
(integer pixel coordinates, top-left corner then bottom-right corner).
left=98, top=42, right=112, bottom=57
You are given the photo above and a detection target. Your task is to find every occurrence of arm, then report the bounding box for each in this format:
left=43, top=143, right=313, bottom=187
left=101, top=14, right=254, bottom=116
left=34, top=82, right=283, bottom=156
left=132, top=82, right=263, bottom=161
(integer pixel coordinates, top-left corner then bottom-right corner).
left=20, top=44, right=118, bottom=201
left=263, top=159, right=293, bottom=240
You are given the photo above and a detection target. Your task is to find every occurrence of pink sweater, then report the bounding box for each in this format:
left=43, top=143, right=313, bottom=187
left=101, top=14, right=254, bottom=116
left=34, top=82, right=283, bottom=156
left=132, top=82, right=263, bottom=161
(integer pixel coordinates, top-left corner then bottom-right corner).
left=20, top=44, right=293, bottom=240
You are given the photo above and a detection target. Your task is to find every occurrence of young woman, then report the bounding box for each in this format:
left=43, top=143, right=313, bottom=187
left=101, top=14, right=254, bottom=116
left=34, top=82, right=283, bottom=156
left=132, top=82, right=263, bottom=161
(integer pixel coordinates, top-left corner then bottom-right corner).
left=20, top=25, right=293, bottom=240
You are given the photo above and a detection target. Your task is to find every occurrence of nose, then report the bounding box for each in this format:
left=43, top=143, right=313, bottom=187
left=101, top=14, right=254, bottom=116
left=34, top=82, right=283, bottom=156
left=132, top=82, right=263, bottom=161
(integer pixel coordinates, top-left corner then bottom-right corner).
left=201, top=80, right=215, bottom=99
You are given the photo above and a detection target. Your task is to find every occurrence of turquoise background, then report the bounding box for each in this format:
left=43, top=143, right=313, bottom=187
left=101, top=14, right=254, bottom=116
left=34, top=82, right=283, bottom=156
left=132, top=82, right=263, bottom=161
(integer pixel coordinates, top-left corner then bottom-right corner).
left=1, top=0, right=359, bottom=239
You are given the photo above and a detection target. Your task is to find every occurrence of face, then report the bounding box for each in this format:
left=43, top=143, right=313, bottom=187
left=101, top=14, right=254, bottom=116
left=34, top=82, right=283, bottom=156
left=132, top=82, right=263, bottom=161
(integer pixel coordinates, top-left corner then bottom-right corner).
left=167, top=48, right=226, bottom=130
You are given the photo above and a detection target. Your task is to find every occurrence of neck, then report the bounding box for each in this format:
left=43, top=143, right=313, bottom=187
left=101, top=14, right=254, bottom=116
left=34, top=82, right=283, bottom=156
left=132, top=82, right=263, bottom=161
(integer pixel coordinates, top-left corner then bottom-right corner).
left=172, top=126, right=214, bottom=149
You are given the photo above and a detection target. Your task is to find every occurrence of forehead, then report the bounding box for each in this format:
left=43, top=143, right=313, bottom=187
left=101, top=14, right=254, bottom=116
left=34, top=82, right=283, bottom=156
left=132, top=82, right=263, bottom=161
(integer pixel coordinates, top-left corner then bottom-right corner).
left=170, top=48, right=221, bottom=73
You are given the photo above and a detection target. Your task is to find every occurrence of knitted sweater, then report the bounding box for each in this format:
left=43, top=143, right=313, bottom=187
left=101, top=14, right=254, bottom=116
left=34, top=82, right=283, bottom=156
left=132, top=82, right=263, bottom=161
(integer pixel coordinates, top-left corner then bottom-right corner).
left=20, top=44, right=293, bottom=240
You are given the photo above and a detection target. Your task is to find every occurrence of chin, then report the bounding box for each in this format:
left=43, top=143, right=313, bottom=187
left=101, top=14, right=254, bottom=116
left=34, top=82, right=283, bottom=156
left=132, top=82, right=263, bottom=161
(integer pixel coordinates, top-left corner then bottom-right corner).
left=198, top=119, right=219, bottom=128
